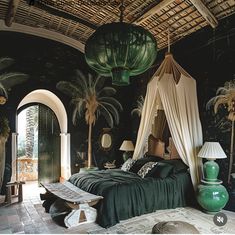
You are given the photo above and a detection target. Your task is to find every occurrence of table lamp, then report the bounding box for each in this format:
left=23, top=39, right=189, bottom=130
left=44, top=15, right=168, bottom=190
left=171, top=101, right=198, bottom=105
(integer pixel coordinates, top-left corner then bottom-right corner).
left=197, top=142, right=229, bottom=214
left=198, top=142, right=227, bottom=181
left=120, top=140, right=135, bottom=162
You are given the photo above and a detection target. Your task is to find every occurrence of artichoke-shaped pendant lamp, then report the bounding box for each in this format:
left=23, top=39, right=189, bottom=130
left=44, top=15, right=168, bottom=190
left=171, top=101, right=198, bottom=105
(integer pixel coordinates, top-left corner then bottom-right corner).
left=85, top=2, right=157, bottom=86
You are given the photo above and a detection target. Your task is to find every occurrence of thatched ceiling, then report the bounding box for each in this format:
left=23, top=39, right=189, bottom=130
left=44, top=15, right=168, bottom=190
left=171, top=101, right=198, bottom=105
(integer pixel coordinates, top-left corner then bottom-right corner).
left=0, top=0, right=235, bottom=52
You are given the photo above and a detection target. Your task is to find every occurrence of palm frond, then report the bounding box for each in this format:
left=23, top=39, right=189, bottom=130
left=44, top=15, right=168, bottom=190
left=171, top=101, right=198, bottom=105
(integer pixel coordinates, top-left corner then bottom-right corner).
left=98, top=87, right=116, bottom=96
left=99, top=97, right=123, bottom=111
left=131, top=95, right=144, bottom=116
left=0, top=57, right=14, bottom=71
left=206, top=95, right=226, bottom=110
left=216, top=87, right=229, bottom=95
left=94, top=75, right=106, bottom=91
left=72, top=97, right=86, bottom=116
left=0, top=83, right=8, bottom=99
left=88, top=73, right=93, bottom=89
left=56, top=81, right=83, bottom=97
left=99, top=104, right=114, bottom=128
left=99, top=101, right=120, bottom=125
left=131, top=108, right=141, bottom=117
left=74, top=69, right=88, bottom=92
left=72, top=105, right=79, bottom=125
left=214, top=97, right=228, bottom=113
left=0, top=73, right=29, bottom=89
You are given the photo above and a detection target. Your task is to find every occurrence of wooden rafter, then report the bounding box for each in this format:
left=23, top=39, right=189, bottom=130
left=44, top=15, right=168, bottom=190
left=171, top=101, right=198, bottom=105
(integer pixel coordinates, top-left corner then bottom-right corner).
left=189, top=0, right=218, bottom=28
left=134, top=0, right=175, bottom=24
left=22, top=0, right=97, bottom=30
left=5, top=0, right=21, bottom=27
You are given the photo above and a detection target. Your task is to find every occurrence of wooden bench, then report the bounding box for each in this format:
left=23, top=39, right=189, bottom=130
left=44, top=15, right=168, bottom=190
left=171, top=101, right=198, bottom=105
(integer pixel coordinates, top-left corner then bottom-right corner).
left=5, top=181, right=25, bottom=204
left=41, top=181, right=103, bottom=228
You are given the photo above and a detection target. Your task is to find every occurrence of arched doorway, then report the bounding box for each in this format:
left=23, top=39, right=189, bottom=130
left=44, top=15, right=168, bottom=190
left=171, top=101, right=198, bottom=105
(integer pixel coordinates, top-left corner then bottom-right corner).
left=12, top=89, right=71, bottom=182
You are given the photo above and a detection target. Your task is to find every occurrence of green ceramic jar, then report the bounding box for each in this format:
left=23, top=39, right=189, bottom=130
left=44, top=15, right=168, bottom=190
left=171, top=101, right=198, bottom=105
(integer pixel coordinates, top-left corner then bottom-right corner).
left=197, top=182, right=229, bottom=214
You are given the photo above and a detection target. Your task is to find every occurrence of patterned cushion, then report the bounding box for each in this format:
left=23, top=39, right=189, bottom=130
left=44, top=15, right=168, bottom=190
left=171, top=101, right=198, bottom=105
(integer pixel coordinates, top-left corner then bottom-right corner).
left=121, top=158, right=136, bottom=171
left=137, top=161, right=158, bottom=178
left=129, top=155, right=162, bottom=174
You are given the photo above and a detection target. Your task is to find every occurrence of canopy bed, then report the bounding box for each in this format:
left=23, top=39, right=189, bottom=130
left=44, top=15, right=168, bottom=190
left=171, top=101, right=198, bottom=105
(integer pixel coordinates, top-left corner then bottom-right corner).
left=41, top=53, right=202, bottom=228
left=133, top=52, right=203, bottom=189
left=68, top=157, right=193, bottom=228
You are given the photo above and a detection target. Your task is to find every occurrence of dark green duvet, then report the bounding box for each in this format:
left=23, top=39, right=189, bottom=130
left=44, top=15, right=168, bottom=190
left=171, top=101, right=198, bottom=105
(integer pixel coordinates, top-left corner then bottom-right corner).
left=69, top=169, right=194, bottom=228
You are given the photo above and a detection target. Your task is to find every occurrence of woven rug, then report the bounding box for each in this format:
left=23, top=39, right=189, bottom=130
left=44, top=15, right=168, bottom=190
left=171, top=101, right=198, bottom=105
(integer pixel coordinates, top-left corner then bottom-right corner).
left=71, top=207, right=235, bottom=234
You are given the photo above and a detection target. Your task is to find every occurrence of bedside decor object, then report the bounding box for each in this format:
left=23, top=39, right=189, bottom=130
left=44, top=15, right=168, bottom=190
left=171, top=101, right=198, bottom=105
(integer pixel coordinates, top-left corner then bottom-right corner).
left=104, top=160, right=116, bottom=169
left=120, top=140, right=135, bottom=162
left=85, top=1, right=157, bottom=86
left=197, top=142, right=229, bottom=214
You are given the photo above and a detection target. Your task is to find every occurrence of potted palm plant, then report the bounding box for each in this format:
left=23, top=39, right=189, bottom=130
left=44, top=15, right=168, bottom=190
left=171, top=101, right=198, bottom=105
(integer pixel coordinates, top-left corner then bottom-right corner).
left=207, top=79, right=235, bottom=184
left=56, top=70, right=123, bottom=169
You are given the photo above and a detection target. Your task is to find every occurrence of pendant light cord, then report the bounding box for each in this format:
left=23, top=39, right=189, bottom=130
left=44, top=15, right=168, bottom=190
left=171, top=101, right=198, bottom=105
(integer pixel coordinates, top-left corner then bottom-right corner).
left=168, top=28, right=171, bottom=53
left=119, top=0, right=125, bottom=23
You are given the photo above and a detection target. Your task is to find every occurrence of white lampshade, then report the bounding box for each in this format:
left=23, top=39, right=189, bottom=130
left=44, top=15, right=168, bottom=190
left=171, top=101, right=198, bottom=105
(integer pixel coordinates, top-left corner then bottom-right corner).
left=119, top=140, right=135, bottom=151
left=198, top=142, right=227, bottom=159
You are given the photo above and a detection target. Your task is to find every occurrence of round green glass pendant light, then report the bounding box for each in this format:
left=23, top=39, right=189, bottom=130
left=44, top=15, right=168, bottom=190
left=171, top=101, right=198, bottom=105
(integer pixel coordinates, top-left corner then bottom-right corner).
left=85, top=2, right=157, bottom=86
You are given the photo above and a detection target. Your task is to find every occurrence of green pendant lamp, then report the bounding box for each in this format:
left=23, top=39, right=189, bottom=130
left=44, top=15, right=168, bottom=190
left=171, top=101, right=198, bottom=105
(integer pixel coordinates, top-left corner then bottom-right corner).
left=85, top=1, right=157, bottom=86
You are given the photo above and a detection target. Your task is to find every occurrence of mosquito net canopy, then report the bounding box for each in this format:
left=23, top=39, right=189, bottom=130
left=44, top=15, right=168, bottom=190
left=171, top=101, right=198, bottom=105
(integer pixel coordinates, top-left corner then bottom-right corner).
left=133, top=53, right=203, bottom=188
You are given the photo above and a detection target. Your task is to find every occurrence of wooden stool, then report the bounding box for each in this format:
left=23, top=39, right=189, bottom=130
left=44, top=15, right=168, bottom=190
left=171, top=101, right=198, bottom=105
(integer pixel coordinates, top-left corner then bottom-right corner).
left=5, top=181, right=25, bottom=204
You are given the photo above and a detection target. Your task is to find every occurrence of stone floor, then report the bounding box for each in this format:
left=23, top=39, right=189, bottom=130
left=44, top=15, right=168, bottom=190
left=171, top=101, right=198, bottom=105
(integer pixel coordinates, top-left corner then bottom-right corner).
left=0, top=181, right=235, bottom=234
left=0, top=181, right=65, bottom=234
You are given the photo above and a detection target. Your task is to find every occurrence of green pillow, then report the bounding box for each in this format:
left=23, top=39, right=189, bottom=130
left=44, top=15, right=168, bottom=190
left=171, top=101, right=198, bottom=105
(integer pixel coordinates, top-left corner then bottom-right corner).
left=161, top=159, right=188, bottom=173
left=145, top=162, right=174, bottom=178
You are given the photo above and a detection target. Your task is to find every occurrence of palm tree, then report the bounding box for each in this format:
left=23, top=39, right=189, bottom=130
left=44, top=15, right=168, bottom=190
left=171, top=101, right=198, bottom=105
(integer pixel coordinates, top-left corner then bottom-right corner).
left=0, top=57, right=29, bottom=105
left=207, top=79, right=235, bottom=183
left=131, top=95, right=144, bottom=117
left=56, top=70, right=123, bottom=168
left=25, top=106, right=38, bottom=158
left=0, top=115, right=10, bottom=190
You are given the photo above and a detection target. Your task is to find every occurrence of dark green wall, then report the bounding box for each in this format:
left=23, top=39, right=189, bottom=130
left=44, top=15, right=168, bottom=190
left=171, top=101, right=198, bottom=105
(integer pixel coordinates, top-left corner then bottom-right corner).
left=0, top=31, right=134, bottom=182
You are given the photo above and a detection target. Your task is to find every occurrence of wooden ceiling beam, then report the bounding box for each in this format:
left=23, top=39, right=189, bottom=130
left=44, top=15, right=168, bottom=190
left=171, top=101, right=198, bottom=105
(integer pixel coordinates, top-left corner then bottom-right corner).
left=5, top=0, right=21, bottom=27
left=23, top=0, right=98, bottom=30
left=188, top=0, right=218, bottom=28
left=134, top=0, right=175, bottom=24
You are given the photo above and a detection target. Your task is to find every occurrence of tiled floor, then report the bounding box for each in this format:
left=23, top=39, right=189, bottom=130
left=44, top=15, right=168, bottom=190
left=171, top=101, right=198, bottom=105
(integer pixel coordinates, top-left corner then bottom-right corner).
left=0, top=181, right=78, bottom=234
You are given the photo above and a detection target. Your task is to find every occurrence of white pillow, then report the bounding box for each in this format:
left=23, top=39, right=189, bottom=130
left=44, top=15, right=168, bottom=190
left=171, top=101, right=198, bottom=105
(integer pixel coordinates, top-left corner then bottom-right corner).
left=137, top=161, right=158, bottom=178
left=121, top=158, right=136, bottom=171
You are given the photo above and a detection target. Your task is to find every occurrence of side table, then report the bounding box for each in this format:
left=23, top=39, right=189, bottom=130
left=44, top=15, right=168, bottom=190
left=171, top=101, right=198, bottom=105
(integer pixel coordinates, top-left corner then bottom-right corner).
left=5, top=181, right=25, bottom=204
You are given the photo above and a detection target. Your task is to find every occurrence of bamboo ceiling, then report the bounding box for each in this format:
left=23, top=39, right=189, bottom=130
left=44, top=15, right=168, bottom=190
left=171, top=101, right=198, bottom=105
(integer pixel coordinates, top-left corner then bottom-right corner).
left=0, top=0, right=235, bottom=52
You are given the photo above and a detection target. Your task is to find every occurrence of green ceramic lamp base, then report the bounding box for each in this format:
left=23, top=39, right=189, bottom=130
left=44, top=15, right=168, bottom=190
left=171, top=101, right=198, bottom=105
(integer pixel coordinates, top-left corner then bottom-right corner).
left=197, top=159, right=229, bottom=213
left=197, top=183, right=229, bottom=213
left=123, top=151, right=133, bottom=162
left=203, top=160, right=219, bottom=181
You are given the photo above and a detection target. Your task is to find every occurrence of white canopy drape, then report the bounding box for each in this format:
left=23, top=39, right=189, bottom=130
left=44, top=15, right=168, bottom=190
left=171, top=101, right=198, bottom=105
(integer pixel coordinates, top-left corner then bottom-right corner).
left=133, top=53, right=203, bottom=189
